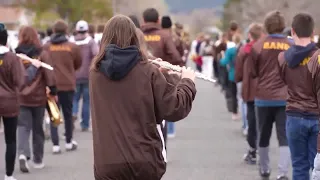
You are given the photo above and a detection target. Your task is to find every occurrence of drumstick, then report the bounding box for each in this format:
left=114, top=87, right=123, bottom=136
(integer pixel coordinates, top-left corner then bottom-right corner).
left=16, top=53, right=54, bottom=70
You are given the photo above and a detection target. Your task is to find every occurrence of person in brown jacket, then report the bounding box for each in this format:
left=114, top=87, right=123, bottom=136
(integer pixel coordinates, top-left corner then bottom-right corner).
left=278, top=13, right=318, bottom=180
left=248, top=11, right=292, bottom=180
left=0, top=23, right=42, bottom=180
left=141, top=8, right=183, bottom=66
left=43, top=20, right=82, bottom=154
left=235, top=23, right=264, bottom=165
left=89, top=15, right=197, bottom=180
left=15, top=26, right=57, bottom=173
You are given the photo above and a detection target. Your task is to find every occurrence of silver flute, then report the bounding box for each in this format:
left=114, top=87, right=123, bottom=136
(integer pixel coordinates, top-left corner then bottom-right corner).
left=149, top=59, right=216, bottom=83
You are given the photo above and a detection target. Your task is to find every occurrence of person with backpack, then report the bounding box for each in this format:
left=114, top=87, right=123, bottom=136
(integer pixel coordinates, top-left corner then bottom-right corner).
left=71, top=20, right=99, bottom=132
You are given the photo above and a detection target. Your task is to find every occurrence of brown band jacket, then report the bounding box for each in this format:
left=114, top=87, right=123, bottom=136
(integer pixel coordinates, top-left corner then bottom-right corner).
left=90, top=44, right=196, bottom=180
left=306, top=50, right=320, bottom=152
left=141, top=23, right=183, bottom=66
left=235, top=41, right=257, bottom=102
left=0, top=50, right=27, bottom=117
left=43, top=34, right=82, bottom=91
left=278, top=44, right=318, bottom=116
left=19, top=50, right=55, bottom=107
left=249, top=35, right=292, bottom=102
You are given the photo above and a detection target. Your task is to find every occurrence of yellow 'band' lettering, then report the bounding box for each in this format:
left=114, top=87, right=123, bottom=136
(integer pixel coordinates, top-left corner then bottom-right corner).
left=263, top=42, right=290, bottom=50
left=144, top=35, right=161, bottom=42
left=49, top=45, right=71, bottom=52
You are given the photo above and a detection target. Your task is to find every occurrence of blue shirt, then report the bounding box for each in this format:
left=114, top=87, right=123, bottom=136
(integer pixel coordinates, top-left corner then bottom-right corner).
left=220, top=47, right=237, bottom=82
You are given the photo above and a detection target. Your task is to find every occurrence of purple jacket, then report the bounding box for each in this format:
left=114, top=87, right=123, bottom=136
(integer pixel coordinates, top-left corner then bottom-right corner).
left=72, top=34, right=99, bottom=83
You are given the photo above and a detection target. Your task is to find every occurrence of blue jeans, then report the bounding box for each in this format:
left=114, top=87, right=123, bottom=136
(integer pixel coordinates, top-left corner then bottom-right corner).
left=167, top=122, right=175, bottom=135
left=286, top=115, right=319, bottom=180
left=72, top=83, right=90, bottom=129
left=237, top=82, right=247, bottom=129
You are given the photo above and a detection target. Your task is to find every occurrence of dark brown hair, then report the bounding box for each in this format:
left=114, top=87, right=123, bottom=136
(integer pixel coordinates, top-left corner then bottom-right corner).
left=229, top=21, right=238, bottom=31
left=248, top=23, right=264, bottom=40
left=91, top=15, right=147, bottom=71
left=97, top=24, right=105, bottom=33
left=292, top=13, right=314, bottom=38
left=53, top=19, right=68, bottom=34
left=18, top=26, right=42, bottom=48
left=264, top=10, right=285, bottom=34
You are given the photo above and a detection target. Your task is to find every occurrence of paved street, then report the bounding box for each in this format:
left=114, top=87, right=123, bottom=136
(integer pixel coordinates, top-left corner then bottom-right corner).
left=0, top=79, right=290, bottom=180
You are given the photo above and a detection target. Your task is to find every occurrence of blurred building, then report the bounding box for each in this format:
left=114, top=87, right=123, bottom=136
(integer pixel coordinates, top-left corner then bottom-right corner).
left=0, top=0, right=33, bottom=30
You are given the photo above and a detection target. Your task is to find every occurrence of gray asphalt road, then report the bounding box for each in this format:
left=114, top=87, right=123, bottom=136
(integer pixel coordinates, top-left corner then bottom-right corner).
left=0, top=79, right=290, bottom=180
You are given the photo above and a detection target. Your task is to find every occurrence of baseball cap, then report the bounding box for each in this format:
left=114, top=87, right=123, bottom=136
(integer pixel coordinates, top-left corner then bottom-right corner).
left=76, top=20, right=89, bottom=32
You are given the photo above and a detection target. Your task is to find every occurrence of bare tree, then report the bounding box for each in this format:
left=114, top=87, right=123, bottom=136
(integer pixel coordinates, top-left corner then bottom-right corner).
left=225, top=0, right=320, bottom=30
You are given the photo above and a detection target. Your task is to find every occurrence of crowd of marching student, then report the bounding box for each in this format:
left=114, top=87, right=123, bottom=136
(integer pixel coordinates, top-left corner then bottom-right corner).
left=191, top=11, right=320, bottom=180
left=1, top=6, right=320, bottom=180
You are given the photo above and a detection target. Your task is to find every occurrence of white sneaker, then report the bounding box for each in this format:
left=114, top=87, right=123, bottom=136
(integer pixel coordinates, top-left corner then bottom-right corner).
left=18, top=155, right=29, bottom=173
left=33, top=162, right=45, bottom=169
left=4, top=175, right=17, bottom=180
left=65, top=140, right=78, bottom=151
left=242, top=128, right=248, bottom=136
left=52, top=145, right=61, bottom=154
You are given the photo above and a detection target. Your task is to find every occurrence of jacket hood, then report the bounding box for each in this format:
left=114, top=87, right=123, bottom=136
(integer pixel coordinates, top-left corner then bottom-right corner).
left=244, top=40, right=256, bottom=54
left=99, top=44, right=140, bottom=80
left=141, top=23, right=161, bottom=33
left=15, top=44, right=41, bottom=58
left=50, top=33, right=68, bottom=44
left=284, top=42, right=317, bottom=68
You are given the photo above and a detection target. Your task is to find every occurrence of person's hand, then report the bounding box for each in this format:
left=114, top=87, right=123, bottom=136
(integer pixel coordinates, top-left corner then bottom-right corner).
left=30, top=59, right=42, bottom=68
left=181, top=66, right=196, bottom=82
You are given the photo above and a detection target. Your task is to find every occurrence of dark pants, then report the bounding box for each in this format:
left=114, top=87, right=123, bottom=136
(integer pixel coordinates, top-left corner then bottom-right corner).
left=246, top=101, right=257, bottom=149
left=17, top=106, right=45, bottom=163
left=162, top=121, right=167, bottom=149
left=256, top=106, right=287, bottom=147
left=2, top=116, right=18, bottom=176
left=225, top=81, right=238, bottom=114
left=213, top=60, right=219, bottom=79
left=219, top=66, right=228, bottom=90
left=256, top=106, right=289, bottom=175
left=286, top=115, right=318, bottom=180
left=196, top=64, right=202, bottom=72
left=72, top=83, right=90, bottom=129
left=50, top=91, right=74, bottom=145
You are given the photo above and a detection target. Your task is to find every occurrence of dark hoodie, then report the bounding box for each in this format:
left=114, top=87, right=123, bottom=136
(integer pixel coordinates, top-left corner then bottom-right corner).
left=278, top=42, right=319, bottom=118
left=99, top=44, right=140, bottom=80
left=15, top=44, right=56, bottom=107
left=50, top=33, right=68, bottom=44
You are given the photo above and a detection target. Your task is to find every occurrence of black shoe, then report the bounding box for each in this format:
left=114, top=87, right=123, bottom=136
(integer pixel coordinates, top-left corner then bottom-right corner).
left=81, top=128, right=89, bottom=132
left=260, top=169, right=271, bottom=179
left=276, top=176, right=289, bottom=180
left=243, top=150, right=256, bottom=164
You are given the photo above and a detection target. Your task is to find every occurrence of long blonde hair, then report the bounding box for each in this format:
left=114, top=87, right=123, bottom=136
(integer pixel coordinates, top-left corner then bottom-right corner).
left=91, top=15, right=147, bottom=71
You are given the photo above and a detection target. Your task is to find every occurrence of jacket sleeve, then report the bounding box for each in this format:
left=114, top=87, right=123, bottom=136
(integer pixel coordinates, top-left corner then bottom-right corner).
left=11, top=54, right=27, bottom=89
left=73, top=45, right=82, bottom=70
left=234, top=47, right=245, bottom=82
left=40, top=51, right=57, bottom=96
left=151, top=67, right=196, bottom=123
left=248, top=47, right=259, bottom=78
left=308, top=51, right=320, bottom=105
left=163, top=35, right=183, bottom=66
left=220, top=48, right=232, bottom=66
left=278, top=52, right=287, bottom=84
left=90, top=40, right=99, bottom=57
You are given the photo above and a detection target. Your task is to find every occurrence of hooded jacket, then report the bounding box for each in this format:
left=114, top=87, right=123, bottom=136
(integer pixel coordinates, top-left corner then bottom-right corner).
left=0, top=46, right=27, bottom=117
left=278, top=42, right=319, bottom=118
left=71, top=33, right=99, bottom=83
left=90, top=44, right=196, bottom=180
left=16, top=44, right=56, bottom=107
left=235, top=41, right=257, bottom=102
left=43, top=33, right=82, bottom=91
left=141, top=23, right=183, bottom=66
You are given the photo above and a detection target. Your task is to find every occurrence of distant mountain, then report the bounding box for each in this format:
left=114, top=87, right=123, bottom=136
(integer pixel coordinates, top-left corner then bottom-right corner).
left=165, top=0, right=227, bottom=13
